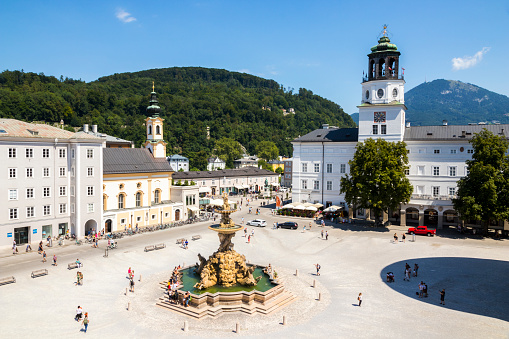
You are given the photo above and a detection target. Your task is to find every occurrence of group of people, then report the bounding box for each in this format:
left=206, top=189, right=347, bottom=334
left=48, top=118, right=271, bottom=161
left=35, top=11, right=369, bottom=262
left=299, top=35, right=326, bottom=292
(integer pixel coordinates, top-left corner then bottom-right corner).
left=320, top=230, right=329, bottom=240
left=74, top=306, right=89, bottom=332
left=403, top=263, right=418, bottom=281
left=393, top=233, right=406, bottom=243
left=76, top=271, right=84, bottom=285
left=181, top=239, right=189, bottom=249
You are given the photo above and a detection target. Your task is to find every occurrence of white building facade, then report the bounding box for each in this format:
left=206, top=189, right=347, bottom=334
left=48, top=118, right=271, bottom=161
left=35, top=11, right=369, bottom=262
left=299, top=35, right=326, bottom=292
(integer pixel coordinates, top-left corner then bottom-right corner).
left=292, top=33, right=509, bottom=231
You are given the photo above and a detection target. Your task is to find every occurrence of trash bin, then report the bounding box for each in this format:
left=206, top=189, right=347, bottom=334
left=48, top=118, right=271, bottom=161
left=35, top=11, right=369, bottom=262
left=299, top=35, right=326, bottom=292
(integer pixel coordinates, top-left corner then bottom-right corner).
left=412, top=234, right=416, bottom=242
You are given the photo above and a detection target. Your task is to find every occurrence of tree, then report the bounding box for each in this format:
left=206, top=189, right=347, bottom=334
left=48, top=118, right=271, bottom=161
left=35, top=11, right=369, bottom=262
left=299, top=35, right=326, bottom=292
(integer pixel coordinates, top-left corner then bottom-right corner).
left=340, top=138, right=412, bottom=225
left=214, top=137, right=243, bottom=168
left=453, top=129, right=509, bottom=235
left=256, top=141, right=279, bottom=161
left=275, top=167, right=284, bottom=174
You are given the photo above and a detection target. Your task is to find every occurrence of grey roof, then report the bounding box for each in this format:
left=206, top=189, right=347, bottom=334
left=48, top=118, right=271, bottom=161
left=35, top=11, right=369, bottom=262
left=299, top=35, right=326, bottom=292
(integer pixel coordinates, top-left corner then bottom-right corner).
left=403, top=124, right=509, bottom=141
left=172, top=167, right=279, bottom=180
left=293, top=127, right=359, bottom=143
left=207, top=157, right=225, bottom=163
left=103, top=148, right=173, bottom=174
left=167, top=154, right=189, bottom=161
left=83, top=131, right=132, bottom=144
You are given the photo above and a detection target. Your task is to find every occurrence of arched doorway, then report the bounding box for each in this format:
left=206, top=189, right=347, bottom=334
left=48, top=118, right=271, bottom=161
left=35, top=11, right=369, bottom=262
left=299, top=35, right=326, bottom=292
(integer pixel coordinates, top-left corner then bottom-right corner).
left=442, top=210, right=459, bottom=229
left=105, top=219, right=112, bottom=233
left=211, top=188, right=216, bottom=196
left=85, top=219, right=97, bottom=236
left=406, top=207, right=419, bottom=225
left=424, top=209, right=438, bottom=226
left=175, top=209, right=180, bottom=221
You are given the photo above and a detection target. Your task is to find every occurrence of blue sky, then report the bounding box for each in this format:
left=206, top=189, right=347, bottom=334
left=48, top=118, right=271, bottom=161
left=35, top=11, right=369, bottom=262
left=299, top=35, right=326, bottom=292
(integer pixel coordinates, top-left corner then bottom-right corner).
left=1, top=0, right=508, bottom=114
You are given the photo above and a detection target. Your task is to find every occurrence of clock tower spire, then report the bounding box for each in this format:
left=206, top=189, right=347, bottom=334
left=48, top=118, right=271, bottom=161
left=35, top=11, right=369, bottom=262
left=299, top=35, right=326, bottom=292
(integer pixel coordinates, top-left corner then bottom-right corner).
left=357, top=26, right=406, bottom=143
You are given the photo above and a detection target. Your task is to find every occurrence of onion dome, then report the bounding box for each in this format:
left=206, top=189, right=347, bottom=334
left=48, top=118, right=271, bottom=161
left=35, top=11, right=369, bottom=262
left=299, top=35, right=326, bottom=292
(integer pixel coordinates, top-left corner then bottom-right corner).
left=370, top=36, right=398, bottom=53
left=146, top=82, right=161, bottom=116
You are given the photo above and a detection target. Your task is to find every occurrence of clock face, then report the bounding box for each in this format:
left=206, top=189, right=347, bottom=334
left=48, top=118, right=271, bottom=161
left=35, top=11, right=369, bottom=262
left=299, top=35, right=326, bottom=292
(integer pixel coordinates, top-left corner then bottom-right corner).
left=377, top=88, right=384, bottom=98
left=374, top=111, right=386, bottom=123
left=365, top=90, right=369, bottom=99
left=393, top=88, right=398, bottom=98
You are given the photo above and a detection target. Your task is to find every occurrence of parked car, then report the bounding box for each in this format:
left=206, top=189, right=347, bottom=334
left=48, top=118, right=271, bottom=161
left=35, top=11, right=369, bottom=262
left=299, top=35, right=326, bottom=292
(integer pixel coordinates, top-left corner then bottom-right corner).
left=407, top=225, right=436, bottom=236
left=277, top=221, right=298, bottom=230
left=247, top=219, right=267, bottom=227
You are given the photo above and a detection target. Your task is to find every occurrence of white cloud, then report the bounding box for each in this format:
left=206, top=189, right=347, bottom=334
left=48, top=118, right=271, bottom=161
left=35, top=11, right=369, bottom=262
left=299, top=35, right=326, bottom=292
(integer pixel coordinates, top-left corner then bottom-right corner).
left=116, top=9, right=136, bottom=23
left=452, top=47, right=490, bottom=71
left=237, top=69, right=251, bottom=74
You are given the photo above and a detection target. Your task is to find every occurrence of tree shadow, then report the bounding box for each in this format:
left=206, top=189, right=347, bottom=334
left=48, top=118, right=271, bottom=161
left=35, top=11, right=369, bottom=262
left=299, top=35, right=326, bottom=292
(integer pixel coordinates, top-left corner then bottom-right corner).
left=380, top=257, right=509, bottom=322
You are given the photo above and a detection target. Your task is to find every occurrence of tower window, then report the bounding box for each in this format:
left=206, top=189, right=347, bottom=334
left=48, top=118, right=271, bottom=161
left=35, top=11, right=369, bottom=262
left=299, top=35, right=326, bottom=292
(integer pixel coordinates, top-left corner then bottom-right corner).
left=148, top=125, right=152, bottom=135
left=381, top=125, right=387, bottom=135
left=373, top=125, right=378, bottom=135
left=156, top=125, right=160, bottom=135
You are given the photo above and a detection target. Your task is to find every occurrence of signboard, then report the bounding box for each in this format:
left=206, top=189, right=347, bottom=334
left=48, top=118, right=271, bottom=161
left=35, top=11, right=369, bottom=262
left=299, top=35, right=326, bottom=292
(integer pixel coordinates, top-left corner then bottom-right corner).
left=7, top=233, right=12, bottom=238
left=33, top=229, right=37, bottom=234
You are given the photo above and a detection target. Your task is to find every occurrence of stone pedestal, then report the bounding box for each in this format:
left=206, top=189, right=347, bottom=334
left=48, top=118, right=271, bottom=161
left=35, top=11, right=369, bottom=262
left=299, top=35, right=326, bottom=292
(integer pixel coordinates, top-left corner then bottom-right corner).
left=400, top=210, right=406, bottom=227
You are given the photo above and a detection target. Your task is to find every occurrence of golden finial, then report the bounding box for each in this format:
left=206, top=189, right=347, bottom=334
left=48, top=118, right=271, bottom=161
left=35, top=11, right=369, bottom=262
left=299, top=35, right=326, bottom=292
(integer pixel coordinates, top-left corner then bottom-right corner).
left=383, top=24, right=388, bottom=36
left=152, top=81, right=155, bottom=92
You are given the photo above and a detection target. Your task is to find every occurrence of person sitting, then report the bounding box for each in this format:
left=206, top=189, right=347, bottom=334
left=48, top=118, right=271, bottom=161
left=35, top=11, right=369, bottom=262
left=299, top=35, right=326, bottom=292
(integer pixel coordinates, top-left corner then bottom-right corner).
left=386, top=272, right=395, bottom=282
left=26, top=244, right=32, bottom=252
left=76, top=259, right=82, bottom=268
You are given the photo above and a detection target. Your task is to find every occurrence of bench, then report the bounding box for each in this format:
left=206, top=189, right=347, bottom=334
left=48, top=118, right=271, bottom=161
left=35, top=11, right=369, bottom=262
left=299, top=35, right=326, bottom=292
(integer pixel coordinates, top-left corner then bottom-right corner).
left=0, top=276, right=16, bottom=285
left=176, top=238, right=185, bottom=245
left=155, top=243, right=166, bottom=250
left=144, top=245, right=156, bottom=252
left=31, top=269, right=48, bottom=278
left=192, top=235, right=202, bottom=241
left=68, top=262, right=83, bottom=270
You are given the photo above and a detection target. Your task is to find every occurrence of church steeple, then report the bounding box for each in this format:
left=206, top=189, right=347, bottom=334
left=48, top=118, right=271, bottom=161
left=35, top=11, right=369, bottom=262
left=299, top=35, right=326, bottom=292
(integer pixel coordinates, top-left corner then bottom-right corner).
left=365, top=25, right=402, bottom=82
left=147, top=81, right=161, bottom=117
left=144, top=83, right=167, bottom=158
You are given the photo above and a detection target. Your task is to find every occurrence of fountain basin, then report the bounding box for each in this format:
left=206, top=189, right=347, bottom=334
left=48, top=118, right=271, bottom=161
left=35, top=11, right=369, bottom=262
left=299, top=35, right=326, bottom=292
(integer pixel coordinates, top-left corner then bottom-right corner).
left=208, top=223, right=243, bottom=234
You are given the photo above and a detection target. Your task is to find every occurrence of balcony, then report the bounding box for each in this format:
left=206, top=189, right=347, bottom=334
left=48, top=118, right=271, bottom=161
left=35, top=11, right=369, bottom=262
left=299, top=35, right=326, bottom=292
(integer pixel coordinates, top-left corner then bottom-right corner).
left=362, top=74, right=404, bottom=83
left=410, top=194, right=456, bottom=201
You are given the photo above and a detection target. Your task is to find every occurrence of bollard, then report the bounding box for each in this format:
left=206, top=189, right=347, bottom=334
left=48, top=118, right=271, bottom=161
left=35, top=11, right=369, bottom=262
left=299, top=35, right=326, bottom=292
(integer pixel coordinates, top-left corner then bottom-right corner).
left=125, top=288, right=128, bottom=295
left=139, top=274, right=142, bottom=282
left=104, top=249, right=108, bottom=257
left=236, top=322, right=240, bottom=333
left=184, top=321, right=189, bottom=332
left=127, top=302, right=131, bottom=311
left=318, top=292, right=321, bottom=301
left=313, top=279, right=316, bottom=288
left=295, top=269, right=298, bottom=276
left=283, top=315, right=287, bottom=325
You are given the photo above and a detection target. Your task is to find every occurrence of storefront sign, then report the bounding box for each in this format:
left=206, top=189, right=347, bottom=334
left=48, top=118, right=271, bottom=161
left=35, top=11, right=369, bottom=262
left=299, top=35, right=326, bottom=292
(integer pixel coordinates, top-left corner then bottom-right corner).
left=7, top=233, right=12, bottom=237
left=33, top=229, right=37, bottom=234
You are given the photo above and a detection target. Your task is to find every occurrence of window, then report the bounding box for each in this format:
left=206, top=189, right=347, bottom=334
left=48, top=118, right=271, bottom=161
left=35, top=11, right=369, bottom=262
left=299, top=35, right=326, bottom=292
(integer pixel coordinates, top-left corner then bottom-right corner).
left=136, top=216, right=141, bottom=222
left=449, top=167, right=456, bottom=177
left=418, top=166, right=424, bottom=175
left=154, top=190, right=160, bottom=204
left=26, top=207, right=34, bottom=218
left=136, top=192, right=141, bottom=207
left=418, top=149, right=425, bottom=154
left=87, top=186, right=94, bottom=196
left=432, top=186, right=440, bottom=197
left=26, top=188, right=34, bottom=199
left=449, top=187, right=456, bottom=196
left=71, top=167, right=75, bottom=177
left=8, top=148, right=16, bottom=158
left=340, top=164, right=346, bottom=174
left=9, top=208, right=18, bottom=219
left=326, top=181, right=332, bottom=190
left=465, top=166, right=469, bottom=175
left=314, top=164, right=320, bottom=173
left=301, top=180, right=308, bottom=189
left=434, top=149, right=440, bottom=154
left=372, top=125, right=378, bottom=134
left=87, top=149, right=94, bottom=158
left=87, top=167, right=93, bottom=177
left=326, top=164, right=332, bottom=173
left=9, top=189, right=18, bottom=200
left=43, top=205, right=51, bottom=216
left=26, top=168, right=33, bottom=178
left=59, top=167, right=66, bottom=177
left=59, top=186, right=67, bottom=196
left=59, top=148, right=66, bottom=158
left=450, top=149, right=457, bottom=154
left=71, top=204, right=75, bottom=213
left=118, top=194, right=125, bottom=209
left=416, top=186, right=424, bottom=195
left=71, top=149, right=75, bottom=158
left=433, top=166, right=440, bottom=176
left=152, top=214, right=156, bottom=220
left=43, top=187, right=51, bottom=197
left=70, top=186, right=75, bottom=196
left=120, top=218, right=126, bottom=224
left=9, top=168, right=17, bottom=178
left=165, top=213, right=169, bottom=218
left=43, top=168, right=50, bottom=177
left=313, top=180, right=320, bottom=190
left=87, top=203, right=94, bottom=212
left=302, top=163, right=308, bottom=173
left=43, top=148, right=50, bottom=158
left=59, top=203, right=67, bottom=214
left=467, top=149, right=474, bottom=154
left=404, top=168, right=410, bottom=175
left=381, top=125, right=387, bottom=135
left=26, top=148, right=33, bottom=158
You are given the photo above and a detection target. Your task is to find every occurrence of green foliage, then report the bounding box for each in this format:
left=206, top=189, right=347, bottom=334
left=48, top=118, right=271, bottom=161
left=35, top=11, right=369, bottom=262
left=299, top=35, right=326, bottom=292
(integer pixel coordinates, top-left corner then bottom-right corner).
left=0, top=67, right=355, bottom=159
left=215, top=137, right=243, bottom=168
left=453, top=129, right=509, bottom=235
left=340, top=138, right=412, bottom=225
left=257, top=159, right=272, bottom=171
left=256, top=140, right=279, bottom=161
left=406, top=79, right=509, bottom=126
left=275, top=167, right=284, bottom=174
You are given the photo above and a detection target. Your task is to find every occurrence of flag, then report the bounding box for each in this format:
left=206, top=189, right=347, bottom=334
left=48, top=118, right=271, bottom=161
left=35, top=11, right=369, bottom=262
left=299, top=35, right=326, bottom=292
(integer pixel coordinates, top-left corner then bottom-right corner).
left=402, top=67, right=405, bottom=75
left=388, top=66, right=392, bottom=71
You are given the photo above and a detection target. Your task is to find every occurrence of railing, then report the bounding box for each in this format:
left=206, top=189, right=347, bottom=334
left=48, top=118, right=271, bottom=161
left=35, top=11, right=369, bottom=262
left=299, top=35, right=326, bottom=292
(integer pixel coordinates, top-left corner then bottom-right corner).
left=362, top=74, right=404, bottom=82
left=410, top=194, right=457, bottom=201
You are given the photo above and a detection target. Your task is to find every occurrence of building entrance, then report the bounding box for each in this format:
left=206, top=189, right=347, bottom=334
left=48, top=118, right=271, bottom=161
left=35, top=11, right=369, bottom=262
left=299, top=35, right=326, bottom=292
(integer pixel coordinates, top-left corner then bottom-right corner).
left=14, top=227, right=29, bottom=245
left=105, top=219, right=112, bottom=233
left=58, top=223, right=68, bottom=236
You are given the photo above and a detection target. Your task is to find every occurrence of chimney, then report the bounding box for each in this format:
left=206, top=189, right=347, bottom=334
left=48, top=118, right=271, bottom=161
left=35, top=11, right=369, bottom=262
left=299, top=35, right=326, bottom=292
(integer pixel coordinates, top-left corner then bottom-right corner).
left=83, top=124, right=89, bottom=133
left=92, top=125, right=98, bottom=133
left=442, top=120, right=448, bottom=126
left=406, top=122, right=410, bottom=128
left=322, top=124, right=329, bottom=129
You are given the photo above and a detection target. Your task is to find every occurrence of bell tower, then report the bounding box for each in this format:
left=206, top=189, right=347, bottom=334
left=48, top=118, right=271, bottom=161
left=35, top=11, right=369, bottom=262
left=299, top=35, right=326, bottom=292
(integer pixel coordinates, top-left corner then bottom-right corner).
left=144, top=82, right=167, bottom=158
left=358, top=26, right=406, bottom=143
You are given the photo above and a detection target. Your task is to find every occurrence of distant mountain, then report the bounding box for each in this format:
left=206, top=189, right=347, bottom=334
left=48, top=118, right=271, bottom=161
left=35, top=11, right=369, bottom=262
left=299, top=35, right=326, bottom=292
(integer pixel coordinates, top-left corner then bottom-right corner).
left=405, top=79, right=509, bottom=126
left=350, top=113, right=359, bottom=125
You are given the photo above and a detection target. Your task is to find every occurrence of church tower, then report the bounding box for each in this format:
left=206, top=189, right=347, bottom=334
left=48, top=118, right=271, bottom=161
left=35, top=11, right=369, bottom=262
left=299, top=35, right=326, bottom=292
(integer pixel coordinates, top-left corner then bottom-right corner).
left=358, top=26, right=406, bottom=143
left=144, top=83, right=167, bottom=158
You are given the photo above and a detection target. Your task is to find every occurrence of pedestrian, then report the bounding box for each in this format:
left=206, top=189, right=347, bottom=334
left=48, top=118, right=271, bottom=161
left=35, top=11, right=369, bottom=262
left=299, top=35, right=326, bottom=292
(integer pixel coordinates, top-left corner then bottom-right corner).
left=26, top=243, right=32, bottom=252
left=358, top=293, right=362, bottom=307
left=247, top=235, right=251, bottom=244
left=402, top=233, right=406, bottom=243
left=315, top=263, right=321, bottom=276
left=75, top=306, right=83, bottom=321
left=130, top=278, right=135, bottom=292
left=76, top=259, right=82, bottom=268
left=440, top=289, right=445, bottom=304
left=424, top=282, right=428, bottom=297
left=185, top=239, right=188, bottom=249
left=241, top=217, right=244, bottom=224
left=42, top=251, right=47, bottom=262
left=12, top=240, right=17, bottom=254
left=321, top=219, right=325, bottom=227
left=418, top=281, right=424, bottom=298
left=414, top=263, right=419, bottom=277
left=251, top=229, right=254, bottom=237
left=244, top=228, right=247, bottom=237
left=321, top=230, right=324, bottom=239
left=393, top=233, right=398, bottom=243
left=325, top=231, right=329, bottom=240
left=53, top=254, right=58, bottom=266
left=38, top=241, right=43, bottom=254
left=303, top=226, right=306, bottom=233
left=128, top=267, right=132, bottom=279
left=81, top=313, right=89, bottom=333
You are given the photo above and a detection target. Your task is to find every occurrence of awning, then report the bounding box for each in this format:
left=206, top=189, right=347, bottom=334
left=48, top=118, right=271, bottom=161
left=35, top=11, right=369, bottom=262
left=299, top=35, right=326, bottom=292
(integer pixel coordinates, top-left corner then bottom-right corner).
left=293, top=205, right=306, bottom=210
left=281, top=204, right=294, bottom=209
left=234, top=185, right=244, bottom=190
left=305, top=206, right=318, bottom=211
left=270, top=182, right=280, bottom=186
left=323, top=205, right=343, bottom=212
left=187, top=206, right=200, bottom=212
left=209, top=199, right=236, bottom=207
left=243, top=184, right=250, bottom=189
left=199, top=187, right=211, bottom=193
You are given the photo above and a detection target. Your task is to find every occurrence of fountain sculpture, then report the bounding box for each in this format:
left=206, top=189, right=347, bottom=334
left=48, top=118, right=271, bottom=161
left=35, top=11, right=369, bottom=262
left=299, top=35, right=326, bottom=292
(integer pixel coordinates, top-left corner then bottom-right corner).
left=194, top=192, right=257, bottom=289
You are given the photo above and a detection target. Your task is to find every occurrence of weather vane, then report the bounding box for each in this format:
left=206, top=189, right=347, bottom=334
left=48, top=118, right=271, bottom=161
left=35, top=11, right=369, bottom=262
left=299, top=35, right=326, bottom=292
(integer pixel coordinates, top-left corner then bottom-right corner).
left=383, top=24, right=387, bottom=36
left=152, top=81, right=155, bottom=92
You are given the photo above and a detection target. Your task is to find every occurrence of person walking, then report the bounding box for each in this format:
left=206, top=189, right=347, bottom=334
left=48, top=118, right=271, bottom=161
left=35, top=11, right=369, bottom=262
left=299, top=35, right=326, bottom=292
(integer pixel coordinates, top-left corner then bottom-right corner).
left=358, top=293, right=362, bottom=307
left=128, top=267, right=132, bottom=279
left=81, top=313, right=89, bottom=333
left=244, top=228, right=247, bottom=237
left=53, top=254, right=58, bottom=266
left=402, top=233, right=406, bottom=243
left=247, top=235, right=251, bottom=244
left=321, top=230, right=324, bottom=239
left=241, top=217, right=244, bottom=224
left=424, top=282, right=428, bottom=298
left=315, top=263, right=321, bottom=276
left=12, top=240, right=17, bottom=254
left=185, top=239, right=188, bottom=249
left=325, top=231, right=329, bottom=240
left=75, top=306, right=83, bottom=321
left=393, top=233, right=398, bottom=243
left=303, top=226, right=306, bottom=233
left=42, top=251, right=47, bottom=263
left=440, top=289, right=446, bottom=305
left=251, top=229, right=254, bottom=237
left=414, top=263, right=419, bottom=277
left=130, top=277, right=135, bottom=292
left=418, top=282, right=424, bottom=298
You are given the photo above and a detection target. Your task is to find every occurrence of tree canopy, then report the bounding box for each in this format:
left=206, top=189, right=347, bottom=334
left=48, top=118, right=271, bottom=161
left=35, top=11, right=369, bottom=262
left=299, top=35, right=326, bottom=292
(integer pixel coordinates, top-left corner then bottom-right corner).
left=340, top=138, right=412, bottom=225
left=214, top=137, right=243, bottom=168
left=453, top=129, right=509, bottom=235
left=256, top=141, right=279, bottom=161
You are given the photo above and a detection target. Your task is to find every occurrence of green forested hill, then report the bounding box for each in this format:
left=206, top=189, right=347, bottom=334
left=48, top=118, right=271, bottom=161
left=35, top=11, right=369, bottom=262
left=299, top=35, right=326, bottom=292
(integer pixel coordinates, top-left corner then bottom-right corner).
left=405, top=79, right=509, bottom=126
left=0, top=68, right=355, bottom=169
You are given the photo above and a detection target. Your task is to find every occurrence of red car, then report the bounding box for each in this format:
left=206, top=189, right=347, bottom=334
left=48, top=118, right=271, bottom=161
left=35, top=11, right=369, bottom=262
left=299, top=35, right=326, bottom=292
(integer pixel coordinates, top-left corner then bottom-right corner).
left=407, top=226, right=436, bottom=236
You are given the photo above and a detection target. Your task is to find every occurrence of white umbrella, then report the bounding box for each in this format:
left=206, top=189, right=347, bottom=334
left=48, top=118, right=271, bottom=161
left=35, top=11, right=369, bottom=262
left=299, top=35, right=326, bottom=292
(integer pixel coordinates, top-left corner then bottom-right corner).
left=281, top=204, right=294, bottom=209
left=323, top=205, right=341, bottom=212
left=305, top=206, right=318, bottom=211
left=302, top=202, right=314, bottom=207
left=313, top=203, right=324, bottom=208
left=293, top=205, right=306, bottom=210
